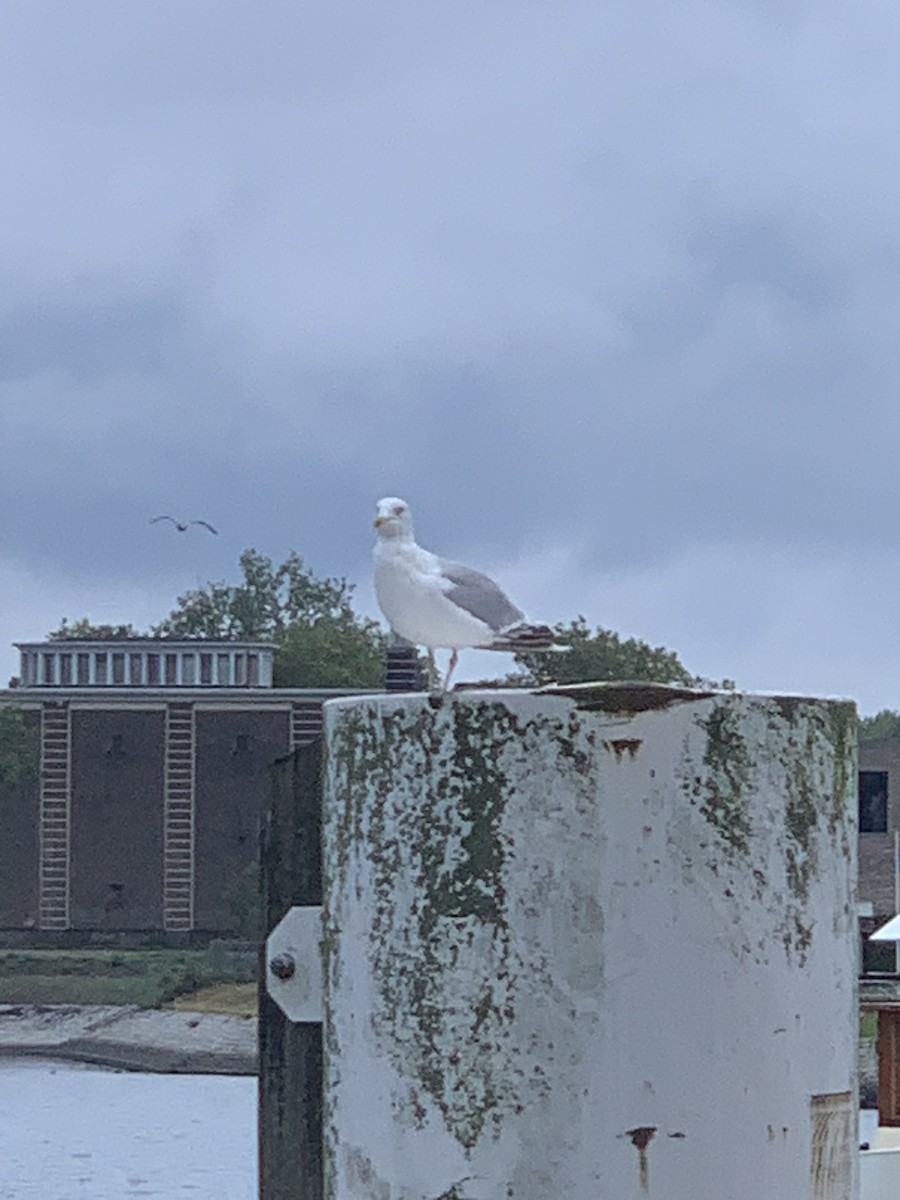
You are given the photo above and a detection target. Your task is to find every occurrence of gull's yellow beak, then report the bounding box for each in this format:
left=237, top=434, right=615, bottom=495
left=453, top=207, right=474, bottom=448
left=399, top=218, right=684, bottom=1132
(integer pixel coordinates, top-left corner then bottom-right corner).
left=373, top=516, right=387, bottom=528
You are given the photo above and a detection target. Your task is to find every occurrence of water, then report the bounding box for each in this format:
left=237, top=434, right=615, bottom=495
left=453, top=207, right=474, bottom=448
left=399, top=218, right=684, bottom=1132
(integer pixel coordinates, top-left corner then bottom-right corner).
left=0, top=1059, right=256, bottom=1200
left=0, top=1058, right=878, bottom=1197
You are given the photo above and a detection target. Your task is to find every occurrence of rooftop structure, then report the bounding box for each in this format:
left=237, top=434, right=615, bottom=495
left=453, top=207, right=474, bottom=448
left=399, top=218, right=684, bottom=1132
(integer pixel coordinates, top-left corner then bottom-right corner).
left=15, top=639, right=275, bottom=690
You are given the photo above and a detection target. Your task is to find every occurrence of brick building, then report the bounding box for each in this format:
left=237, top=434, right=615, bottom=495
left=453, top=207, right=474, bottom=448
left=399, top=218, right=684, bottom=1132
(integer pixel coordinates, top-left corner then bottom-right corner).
left=0, top=638, right=380, bottom=939
left=859, top=741, right=900, bottom=927
left=6, top=648, right=880, bottom=944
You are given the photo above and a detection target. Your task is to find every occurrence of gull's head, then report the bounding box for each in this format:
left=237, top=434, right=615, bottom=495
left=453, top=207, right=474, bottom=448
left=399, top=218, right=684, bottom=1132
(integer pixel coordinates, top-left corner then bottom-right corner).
left=374, top=496, right=414, bottom=541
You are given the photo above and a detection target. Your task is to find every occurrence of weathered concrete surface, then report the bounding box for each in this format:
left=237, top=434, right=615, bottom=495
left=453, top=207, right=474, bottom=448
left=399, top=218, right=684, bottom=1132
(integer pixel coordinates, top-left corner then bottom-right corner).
left=0, top=1003, right=257, bottom=1074
left=322, top=685, right=859, bottom=1200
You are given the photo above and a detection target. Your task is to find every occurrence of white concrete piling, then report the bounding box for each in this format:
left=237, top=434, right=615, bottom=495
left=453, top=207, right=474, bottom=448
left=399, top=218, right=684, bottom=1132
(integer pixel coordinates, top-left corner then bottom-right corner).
left=322, top=685, right=858, bottom=1200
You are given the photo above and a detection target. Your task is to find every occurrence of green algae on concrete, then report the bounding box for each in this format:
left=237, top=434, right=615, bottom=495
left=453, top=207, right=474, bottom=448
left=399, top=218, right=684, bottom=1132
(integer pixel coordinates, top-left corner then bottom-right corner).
left=672, top=694, right=859, bottom=967
left=323, top=695, right=607, bottom=1152
left=324, top=698, right=522, bottom=1150
left=696, top=702, right=753, bottom=856
left=321, top=688, right=859, bottom=1200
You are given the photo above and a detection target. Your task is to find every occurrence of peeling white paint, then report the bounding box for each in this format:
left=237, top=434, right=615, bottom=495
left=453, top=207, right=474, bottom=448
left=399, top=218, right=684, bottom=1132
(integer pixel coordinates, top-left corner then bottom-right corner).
left=321, top=687, right=859, bottom=1200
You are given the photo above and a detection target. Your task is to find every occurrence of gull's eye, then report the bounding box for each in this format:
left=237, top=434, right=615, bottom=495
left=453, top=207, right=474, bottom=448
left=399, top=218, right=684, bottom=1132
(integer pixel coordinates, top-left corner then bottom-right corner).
left=394, top=505, right=406, bottom=516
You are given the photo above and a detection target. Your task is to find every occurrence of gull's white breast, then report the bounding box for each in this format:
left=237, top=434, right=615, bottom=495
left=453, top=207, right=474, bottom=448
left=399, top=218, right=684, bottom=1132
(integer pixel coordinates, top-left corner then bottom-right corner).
left=374, top=542, right=494, bottom=649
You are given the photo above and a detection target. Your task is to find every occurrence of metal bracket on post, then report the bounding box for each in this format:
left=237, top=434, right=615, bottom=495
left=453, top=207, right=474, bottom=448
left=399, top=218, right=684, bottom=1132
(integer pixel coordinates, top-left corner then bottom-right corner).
left=265, top=905, right=324, bottom=1023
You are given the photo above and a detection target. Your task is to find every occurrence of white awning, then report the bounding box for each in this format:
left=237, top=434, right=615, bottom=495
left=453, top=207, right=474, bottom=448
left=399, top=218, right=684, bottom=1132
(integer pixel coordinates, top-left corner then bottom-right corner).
left=870, top=914, right=900, bottom=941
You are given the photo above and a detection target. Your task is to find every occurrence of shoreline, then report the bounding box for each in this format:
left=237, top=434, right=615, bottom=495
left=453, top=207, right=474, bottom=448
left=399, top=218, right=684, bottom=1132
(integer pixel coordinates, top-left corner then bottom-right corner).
left=0, top=1003, right=257, bottom=1076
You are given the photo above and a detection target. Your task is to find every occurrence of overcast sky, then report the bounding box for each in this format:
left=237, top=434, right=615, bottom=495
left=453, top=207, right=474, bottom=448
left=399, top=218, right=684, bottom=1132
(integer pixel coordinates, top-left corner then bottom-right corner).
left=3, top=1, right=900, bottom=711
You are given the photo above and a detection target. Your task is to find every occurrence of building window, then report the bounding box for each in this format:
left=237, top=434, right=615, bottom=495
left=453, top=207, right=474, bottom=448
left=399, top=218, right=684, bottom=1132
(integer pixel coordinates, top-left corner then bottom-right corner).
left=129, top=653, right=143, bottom=685
left=59, top=654, right=72, bottom=686
left=234, top=654, right=246, bottom=686
left=182, top=653, right=195, bottom=686
left=863, top=937, right=895, bottom=974
left=217, top=653, right=230, bottom=686
left=200, top=653, right=212, bottom=685
left=42, top=653, right=56, bottom=685
left=106, top=733, right=127, bottom=763
left=165, top=654, right=177, bottom=685
left=104, top=882, right=126, bottom=913
left=77, top=653, right=90, bottom=686
left=112, top=653, right=125, bottom=685
left=859, top=771, right=889, bottom=833
left=231, top=732, right=255, bottom=775
left=94, top=653, right=108, bottom=685
left=247, top=653, right=259, bottom=687
left=147, top=654, right=160, bottom=685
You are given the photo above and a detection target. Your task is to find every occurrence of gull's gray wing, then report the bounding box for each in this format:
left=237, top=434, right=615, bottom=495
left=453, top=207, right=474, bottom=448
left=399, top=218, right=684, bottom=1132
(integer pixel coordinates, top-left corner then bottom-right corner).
left=438, top=558, right=524, bottom=632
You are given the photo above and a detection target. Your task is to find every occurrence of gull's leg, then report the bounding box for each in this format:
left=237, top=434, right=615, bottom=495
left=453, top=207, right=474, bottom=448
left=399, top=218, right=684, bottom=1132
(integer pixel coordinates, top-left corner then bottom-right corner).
left=443, top=649, right=459, bottom=691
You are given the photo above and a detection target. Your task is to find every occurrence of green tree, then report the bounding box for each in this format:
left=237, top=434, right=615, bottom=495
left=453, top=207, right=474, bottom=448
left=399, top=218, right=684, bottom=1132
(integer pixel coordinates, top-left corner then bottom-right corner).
left=275, top=616, right=385, bottom=688
left=50, top=550, right=386, bottom=689
left=859, top=710, right=900, bottom=744
left=154, top=550, right=355, bottom=639
left=47, top=618, right=142, bottom=640
left=515, top=616, right=697, bottom=687
left=0, top=708, right=40, bottom=790
left=154, top=549, right=385, bottom=687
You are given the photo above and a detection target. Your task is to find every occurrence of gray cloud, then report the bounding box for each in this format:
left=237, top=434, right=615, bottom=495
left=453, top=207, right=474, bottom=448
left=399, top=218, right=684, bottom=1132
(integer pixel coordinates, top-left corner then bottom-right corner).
left=3, top=1, right=900, bottom=707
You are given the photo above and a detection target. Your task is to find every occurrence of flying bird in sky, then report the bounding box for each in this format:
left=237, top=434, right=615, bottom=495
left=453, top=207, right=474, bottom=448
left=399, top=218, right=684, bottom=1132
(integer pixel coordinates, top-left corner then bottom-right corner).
left=373, top=496, right=556, bottom=689
left=150, top=516, right=218, bottom=535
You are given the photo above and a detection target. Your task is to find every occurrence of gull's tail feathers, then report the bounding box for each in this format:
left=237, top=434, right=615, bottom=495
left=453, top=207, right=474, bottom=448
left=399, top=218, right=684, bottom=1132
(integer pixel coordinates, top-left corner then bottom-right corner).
left=488, top=623, right=569, bottom=653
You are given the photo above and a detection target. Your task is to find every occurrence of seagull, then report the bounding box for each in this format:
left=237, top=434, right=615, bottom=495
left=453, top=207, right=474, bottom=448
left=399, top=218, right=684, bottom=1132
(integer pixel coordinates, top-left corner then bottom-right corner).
left=150, top=516, right=218, bottom=535
left=373, top=496, right=555, bottom=689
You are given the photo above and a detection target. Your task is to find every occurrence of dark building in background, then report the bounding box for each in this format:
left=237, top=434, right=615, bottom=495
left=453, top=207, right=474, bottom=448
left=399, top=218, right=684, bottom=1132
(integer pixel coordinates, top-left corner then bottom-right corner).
left=2, top=642, right=892, bottom=946
left=859, top=741, right=900, bottom=966
left=1, top=646, right=889, bottom=941
left=0, top=639, right=375, bottom=939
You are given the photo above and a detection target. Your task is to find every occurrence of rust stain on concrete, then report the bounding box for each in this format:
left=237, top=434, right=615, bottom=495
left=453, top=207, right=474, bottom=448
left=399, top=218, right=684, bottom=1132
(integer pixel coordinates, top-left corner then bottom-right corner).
left=626, top=1125, right=657, bottom=1192
left=604, top=738, right=642, bottom=762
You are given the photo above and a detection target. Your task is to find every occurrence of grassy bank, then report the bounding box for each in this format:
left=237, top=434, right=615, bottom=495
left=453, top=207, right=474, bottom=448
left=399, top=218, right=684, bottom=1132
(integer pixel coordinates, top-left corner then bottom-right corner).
left=172, top=981, right=257, bottom=1017
left=0, top=948, right=256, bottom=1010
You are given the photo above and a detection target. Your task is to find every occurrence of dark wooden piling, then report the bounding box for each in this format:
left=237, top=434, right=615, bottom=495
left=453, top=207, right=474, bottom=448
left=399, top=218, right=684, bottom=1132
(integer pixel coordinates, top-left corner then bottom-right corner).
left=258, top=740, right=323, bottom=1200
